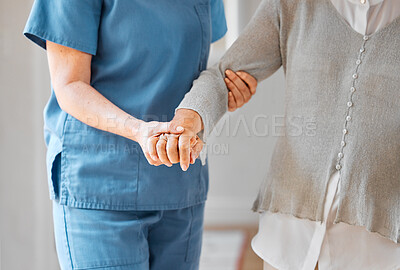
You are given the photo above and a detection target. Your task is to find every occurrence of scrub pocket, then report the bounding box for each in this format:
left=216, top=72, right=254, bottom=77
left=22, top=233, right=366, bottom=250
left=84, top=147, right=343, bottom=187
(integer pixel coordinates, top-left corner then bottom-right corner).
left=195, top=3, right=212, bottom=71
left=60, top=116, right=140, bottom=209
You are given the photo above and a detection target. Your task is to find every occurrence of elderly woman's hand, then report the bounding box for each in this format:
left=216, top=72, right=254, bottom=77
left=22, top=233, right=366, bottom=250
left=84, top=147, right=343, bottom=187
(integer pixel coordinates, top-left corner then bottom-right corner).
left=224, top=70, right=258, bottom=112
left=148, top=133, right=204, bottom=168
left=145, top=71, right=257, bottom=170
left=134, top=121, right=185, bottom=166
left=146, top=109, right=204, bottom=171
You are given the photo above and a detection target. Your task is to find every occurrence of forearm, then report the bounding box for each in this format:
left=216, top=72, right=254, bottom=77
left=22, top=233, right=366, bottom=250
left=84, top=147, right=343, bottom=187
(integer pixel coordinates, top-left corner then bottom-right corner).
left=177, top=0, right=282, bottom=141
left=177, top=64, right=227, bottom=141
left=57, top=81, right=142, bottom=141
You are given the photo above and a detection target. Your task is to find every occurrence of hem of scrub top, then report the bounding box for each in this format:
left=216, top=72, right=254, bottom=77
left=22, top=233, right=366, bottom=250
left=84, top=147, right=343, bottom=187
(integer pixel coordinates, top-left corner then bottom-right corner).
left=56, top=197, right=208, bottom=211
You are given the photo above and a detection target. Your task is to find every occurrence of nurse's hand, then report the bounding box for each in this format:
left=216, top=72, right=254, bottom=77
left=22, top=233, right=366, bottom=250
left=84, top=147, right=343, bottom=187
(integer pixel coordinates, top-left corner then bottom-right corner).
left=135, top=121, right=185, bottom=166
left=224, top=70, right=257, bottom=112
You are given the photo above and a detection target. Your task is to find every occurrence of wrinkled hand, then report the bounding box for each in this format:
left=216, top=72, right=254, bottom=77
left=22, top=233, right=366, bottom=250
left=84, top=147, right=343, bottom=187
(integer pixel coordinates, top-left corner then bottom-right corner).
left=134, top=121, right=184, bottom=166
left=224, top=70, right=258, bottom=112
left=149, top=133, right=204, bottom=168
left=147, top=109, right=204, bottom=171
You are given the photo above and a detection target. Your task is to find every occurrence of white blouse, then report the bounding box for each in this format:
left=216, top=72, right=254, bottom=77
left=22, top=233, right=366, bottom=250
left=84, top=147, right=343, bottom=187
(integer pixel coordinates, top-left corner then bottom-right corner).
left=330, top=0, right=400, bottom=35
left=251, top=0, right=400, bottom=269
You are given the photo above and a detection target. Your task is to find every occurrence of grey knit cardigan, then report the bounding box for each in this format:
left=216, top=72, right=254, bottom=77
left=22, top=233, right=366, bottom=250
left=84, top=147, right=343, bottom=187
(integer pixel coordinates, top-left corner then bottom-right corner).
left=177, top=0, right=400, bottom=243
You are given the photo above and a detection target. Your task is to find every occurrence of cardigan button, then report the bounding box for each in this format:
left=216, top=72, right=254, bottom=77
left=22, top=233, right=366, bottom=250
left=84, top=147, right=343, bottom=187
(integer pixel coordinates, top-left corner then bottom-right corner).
left=350, top=87, right=356, bottom=92
left=336, top=164, right=342, bottom=170
left=363, top=35, right=369, bottom=41
left=352, top=73, right=358, bottom=79
left=347, top=102, right=353, bottom=107
left=356, top=59, right=361, bottom=65
left=338, top=152, right=344, bottom=159
left=346, top=115, right=352, bottom=121
left=360, top=48, right=365, bottom=53
left=341, top=141, right=346, bottom=147
left=343, top=129, right=348, bottom=134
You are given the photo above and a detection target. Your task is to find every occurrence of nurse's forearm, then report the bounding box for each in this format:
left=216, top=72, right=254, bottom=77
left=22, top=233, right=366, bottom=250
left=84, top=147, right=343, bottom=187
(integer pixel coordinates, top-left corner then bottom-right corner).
left=56, top=81, right=142, bottom=141
left=46, top=41, right=182, bottom=167
left=46, top=41, right=142, bottom=141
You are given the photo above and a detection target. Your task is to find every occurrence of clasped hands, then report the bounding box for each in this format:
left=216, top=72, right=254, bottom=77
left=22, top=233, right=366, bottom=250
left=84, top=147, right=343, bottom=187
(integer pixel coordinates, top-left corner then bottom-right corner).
left=136, top=70, right=257, bottom=171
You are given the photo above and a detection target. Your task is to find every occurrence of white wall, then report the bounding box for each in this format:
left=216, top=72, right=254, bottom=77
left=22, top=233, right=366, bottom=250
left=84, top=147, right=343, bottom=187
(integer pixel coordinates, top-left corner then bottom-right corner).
left=0, top=0, right=285, bottom=269
left=1, top=0, right=60, bottom=269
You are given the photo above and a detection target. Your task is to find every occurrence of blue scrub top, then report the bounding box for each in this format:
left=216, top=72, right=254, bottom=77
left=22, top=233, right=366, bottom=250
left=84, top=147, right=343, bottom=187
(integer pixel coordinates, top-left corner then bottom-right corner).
left=24, top=0, right=227, bottom=211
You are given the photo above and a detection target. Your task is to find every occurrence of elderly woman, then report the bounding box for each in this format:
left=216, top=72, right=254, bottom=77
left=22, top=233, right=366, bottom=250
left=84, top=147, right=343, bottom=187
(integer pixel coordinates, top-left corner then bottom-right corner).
left=155, top=0, right=400, bottom=269
left=23, top=0, right=258, bottom=269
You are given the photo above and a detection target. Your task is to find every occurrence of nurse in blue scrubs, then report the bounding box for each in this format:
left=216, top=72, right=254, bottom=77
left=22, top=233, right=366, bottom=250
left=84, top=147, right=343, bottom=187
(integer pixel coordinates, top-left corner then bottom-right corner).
left=23, top=0, right=257, bottom=269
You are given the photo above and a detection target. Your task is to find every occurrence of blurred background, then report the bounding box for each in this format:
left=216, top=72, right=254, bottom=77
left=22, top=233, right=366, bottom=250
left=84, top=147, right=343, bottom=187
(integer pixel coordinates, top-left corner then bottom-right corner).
left=0, top=0, right=285, bottom=269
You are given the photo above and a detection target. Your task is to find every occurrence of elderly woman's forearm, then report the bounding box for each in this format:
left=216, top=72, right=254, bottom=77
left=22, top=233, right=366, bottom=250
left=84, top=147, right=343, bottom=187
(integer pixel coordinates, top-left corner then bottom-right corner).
left=177, top=0, right=282, bottom=141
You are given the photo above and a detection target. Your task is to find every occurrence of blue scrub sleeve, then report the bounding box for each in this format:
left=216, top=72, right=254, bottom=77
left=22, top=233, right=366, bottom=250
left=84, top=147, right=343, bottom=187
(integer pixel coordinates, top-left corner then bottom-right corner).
left=210, top=0, right=228, bottom=43
left=23, top=0, right=102, bottom=55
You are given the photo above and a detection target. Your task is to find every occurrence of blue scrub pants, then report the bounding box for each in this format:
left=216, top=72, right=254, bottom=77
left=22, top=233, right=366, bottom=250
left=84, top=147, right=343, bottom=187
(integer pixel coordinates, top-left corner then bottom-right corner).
left=52, top=201, right=205, bottom=270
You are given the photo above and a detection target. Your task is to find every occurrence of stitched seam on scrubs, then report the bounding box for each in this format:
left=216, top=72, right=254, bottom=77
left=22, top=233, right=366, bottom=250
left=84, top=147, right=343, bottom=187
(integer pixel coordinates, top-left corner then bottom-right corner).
left=60, top=147, right=70, bottom=204
left=74, top=262, right=147, bottom=270
left=59, top=114, right=70, bottom=204
left=136, top=148, right=140, bottom=206
left=24, top=26, right=97, bottom=55
left=62, top=205, right=75, bottom=269
left=73, top=258, right=148, bottom=270
left=185, top=206, right=195, bottom=262
left=194, top=4, right=210, bottom=71
left=61, top=197, right=207, bottom=211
